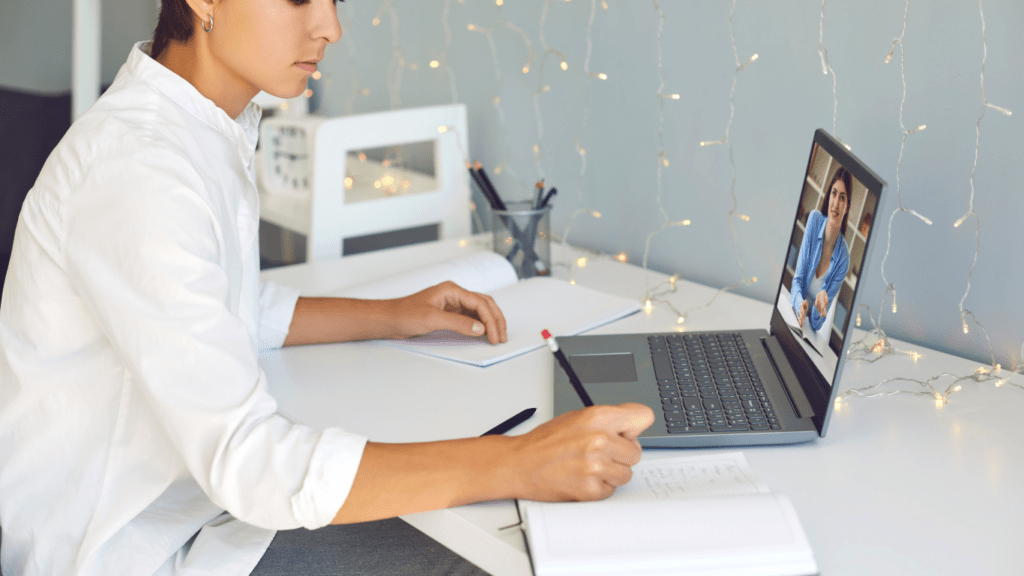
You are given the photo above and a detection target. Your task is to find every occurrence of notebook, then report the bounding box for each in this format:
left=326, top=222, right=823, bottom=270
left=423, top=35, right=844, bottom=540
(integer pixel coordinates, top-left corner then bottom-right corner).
left=331, top=251, right=641, bottom=367
left=552, top=129, right=886, bottom=447
left=517, top=452, right=817, bottom=575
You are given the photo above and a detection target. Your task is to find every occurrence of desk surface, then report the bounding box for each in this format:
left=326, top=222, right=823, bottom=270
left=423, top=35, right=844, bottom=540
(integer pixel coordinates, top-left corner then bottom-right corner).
left=260, top=237, right=1023, bottom=576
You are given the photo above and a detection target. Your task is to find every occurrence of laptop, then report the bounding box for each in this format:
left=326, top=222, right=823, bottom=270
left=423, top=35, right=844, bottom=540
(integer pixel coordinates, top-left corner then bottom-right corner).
left=552, top=129, right=886, bottom=447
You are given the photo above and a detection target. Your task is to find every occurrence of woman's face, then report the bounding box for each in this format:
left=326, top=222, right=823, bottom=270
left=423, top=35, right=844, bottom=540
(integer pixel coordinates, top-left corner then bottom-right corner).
left=207, top=0, right=342, bottom=99
left=827, top=179, right=849, bottom=229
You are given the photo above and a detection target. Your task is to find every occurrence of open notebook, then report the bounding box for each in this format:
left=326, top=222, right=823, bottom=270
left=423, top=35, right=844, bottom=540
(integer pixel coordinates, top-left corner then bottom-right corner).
left=331, top=251, right=641, bottom=367
left=517, top=452, right=817, bottom=576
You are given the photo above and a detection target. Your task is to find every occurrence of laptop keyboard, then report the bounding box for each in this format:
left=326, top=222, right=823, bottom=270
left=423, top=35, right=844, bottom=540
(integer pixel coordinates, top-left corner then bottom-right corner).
left=648, top=333, right=781, bottom=434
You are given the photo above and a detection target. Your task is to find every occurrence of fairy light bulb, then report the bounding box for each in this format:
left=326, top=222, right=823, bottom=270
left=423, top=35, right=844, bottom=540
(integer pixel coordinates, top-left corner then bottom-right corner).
left=676, top=316, right=684, bottom=324
left=576, top=257, right=587, bottom=268
left=645, top=300, right=653, bottom=312
left=311, top=71, right=322, bottom=80
left=856, top=311, right=862, bottom=327
left=429, top=60, right=440, bottom=68
left=616, top=252, right=628, bottom=263
left=437, top=126, right=448, bottom=133
left=560, top=61, right=568, bottom=71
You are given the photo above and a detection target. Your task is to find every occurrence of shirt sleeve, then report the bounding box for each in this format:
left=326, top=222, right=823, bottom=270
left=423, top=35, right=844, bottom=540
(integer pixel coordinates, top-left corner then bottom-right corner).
left=790, top=211, right=820, bottom=313
left=61, top=149, right=365, bottom=531
left=259, top=280, right=301, bottom=351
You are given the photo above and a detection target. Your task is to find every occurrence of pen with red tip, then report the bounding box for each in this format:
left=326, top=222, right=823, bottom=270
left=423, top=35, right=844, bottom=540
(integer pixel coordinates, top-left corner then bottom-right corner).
left=541, top=329, right=594, bottom=407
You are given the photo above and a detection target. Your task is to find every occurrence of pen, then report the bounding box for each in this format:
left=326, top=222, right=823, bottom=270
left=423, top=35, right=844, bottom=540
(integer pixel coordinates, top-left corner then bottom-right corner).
left=541, top=329, right=593, bottom=407
left=473, top=161, right=506, bottom=210
left=538, top=187, right=557, bottom=209
left=467, top=163, right=499, bottom=210
left=481, top=407, right=537, bottom=436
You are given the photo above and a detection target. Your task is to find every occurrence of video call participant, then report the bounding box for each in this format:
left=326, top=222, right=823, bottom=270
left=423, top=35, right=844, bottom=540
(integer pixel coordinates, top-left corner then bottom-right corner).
left=791, top=166, right=852, bottom=332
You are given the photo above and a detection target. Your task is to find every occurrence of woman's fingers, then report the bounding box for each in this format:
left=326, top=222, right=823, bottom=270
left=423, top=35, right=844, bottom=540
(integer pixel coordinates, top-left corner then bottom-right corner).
left=815, top=290, right=829, bottom=317
left=395, top=281, right=508, bottom=344
left=509, top=403, right=654, bottom=502
left=440, top=283, right=507, bottom=344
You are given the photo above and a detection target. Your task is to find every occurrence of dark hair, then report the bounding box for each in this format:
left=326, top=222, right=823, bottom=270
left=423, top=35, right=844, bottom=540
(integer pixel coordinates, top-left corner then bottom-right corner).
left=821, top=166, right=853, bottom=237
left=151, top=0, right=195, bottom=61
left=151, top=0, right=344, bottom=60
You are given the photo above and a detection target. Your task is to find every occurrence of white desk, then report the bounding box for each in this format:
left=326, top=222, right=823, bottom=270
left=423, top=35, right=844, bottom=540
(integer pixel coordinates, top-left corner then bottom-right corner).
left=260, top=237, right=1023, bottom=576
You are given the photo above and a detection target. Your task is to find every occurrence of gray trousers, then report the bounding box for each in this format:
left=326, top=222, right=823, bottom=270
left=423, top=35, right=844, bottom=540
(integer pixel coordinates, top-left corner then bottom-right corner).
left=250, top=518, right=488, bottom=576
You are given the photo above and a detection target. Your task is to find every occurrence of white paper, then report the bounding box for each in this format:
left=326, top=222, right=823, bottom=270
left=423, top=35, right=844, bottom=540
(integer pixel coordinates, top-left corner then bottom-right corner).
left=375, top=276, right=641, bottom=366
left=331, top=251, right=519, bottom=300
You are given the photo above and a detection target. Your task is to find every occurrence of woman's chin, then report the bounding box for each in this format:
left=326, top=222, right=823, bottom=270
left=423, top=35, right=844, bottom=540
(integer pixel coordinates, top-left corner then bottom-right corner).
left=261, top=83, right=308, bottom=101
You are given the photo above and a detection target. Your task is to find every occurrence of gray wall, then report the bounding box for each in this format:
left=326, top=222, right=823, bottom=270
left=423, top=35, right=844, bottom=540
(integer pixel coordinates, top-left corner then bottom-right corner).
left=0, top=0, right=157, bottom=94
left=1, top=0, right=1020, bottom=370
left=321, top=0, right=1021, bottom=369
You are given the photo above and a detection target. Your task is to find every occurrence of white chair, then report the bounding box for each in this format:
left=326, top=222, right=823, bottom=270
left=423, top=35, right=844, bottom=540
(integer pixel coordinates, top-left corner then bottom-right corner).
left=258, top=104, right=472, bottom=263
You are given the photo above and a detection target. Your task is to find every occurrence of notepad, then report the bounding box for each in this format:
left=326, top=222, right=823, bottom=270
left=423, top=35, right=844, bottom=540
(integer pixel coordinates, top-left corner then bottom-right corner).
left=518, top=452, right=817, bottom=576
left=331, top=251, right=641, bottom=367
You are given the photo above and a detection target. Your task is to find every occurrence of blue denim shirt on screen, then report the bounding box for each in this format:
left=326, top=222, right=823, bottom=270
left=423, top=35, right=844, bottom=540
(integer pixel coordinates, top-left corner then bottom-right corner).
left=790, top=210, right=850, bottom=331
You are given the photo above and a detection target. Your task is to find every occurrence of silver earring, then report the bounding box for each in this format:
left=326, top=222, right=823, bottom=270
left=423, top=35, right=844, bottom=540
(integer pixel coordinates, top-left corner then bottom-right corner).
left=202, top=14, right=213, bottom=33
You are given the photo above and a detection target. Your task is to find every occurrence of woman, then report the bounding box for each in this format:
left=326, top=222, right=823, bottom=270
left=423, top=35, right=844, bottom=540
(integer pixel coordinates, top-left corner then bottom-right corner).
left=0, top=1, right=653, bottom=574
left=790, top=166, right=852, bottom=332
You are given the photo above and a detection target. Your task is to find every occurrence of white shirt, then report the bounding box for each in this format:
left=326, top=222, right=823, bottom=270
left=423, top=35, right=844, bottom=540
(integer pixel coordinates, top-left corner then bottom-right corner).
left=0, top=42, right=368, bottom=576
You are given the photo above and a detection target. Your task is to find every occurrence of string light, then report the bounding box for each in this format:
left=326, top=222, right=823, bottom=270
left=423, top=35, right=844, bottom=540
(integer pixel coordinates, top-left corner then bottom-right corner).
left=644, top=0, right=758, bottom=325
left=848, top=0, right=932, bottom=365
left=560, top=0, right=606, bottom=254
left=465, top=4, right=537, bottom=197
left=326, top=1, right=1024, bottom=408
left=954, top=0, right=1012, bottom=343
left=818, top=0, right=839, bottom=136
left=843, top=0, right=1022, bottom=408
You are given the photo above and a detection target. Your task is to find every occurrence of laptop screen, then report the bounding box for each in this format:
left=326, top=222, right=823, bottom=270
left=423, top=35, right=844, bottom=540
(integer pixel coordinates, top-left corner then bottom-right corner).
left=771, top=130, right=885, bottom=398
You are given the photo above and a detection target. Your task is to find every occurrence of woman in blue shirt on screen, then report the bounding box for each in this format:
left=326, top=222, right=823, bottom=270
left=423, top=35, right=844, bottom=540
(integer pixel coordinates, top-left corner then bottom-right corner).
left=790, top=167, right=852, bottom=332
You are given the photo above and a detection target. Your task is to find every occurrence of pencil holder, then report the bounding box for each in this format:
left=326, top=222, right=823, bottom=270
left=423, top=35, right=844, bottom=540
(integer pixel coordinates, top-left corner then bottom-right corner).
left=492, top=202, right=551, bottom=279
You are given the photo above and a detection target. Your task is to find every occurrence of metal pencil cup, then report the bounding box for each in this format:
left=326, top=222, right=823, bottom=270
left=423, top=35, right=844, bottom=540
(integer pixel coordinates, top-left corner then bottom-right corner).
left=492, top=202, right=551, bottom=279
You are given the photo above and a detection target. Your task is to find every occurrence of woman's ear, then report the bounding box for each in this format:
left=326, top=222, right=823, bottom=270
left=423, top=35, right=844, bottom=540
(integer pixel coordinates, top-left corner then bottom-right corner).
left=183, top=0, right=217, bottom=24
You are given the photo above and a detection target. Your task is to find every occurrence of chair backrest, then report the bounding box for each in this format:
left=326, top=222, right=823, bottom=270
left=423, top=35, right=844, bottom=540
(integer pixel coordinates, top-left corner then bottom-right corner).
left=307, top=104, right=471, bottom=261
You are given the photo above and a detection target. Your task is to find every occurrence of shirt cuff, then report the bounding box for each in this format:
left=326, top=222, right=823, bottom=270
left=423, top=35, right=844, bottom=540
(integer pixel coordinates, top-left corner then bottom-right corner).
left=290, top=428, right=369, bottom=530
left=258, top=281, right=302, bottom=350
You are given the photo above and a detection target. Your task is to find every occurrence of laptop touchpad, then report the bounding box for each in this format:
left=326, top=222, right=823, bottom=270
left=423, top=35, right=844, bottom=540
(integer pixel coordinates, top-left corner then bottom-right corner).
left=568, top=353, right=637, bottom=383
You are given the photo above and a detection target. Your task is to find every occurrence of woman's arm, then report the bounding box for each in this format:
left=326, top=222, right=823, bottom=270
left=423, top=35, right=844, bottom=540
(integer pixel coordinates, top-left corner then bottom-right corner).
left=332, top=403, right=655, bottom=524
left=790, top=211, right=821, bottom=315
left=809, top=239, right=850, bottom=330
left=283, top=281, right=508, bottom=346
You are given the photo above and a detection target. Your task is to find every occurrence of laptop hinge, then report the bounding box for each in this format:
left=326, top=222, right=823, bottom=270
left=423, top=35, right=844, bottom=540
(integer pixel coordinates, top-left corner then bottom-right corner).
left=762, top=336, right=816, bottom=419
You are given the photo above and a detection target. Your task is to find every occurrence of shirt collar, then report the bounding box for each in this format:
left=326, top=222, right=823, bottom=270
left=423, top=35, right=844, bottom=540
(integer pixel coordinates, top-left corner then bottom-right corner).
left=125, top=41, right=262, bottom=158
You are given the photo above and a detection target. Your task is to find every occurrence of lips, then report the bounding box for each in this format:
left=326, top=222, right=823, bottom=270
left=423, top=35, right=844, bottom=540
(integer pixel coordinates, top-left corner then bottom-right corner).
left=295, top=62, right=318, bottom=73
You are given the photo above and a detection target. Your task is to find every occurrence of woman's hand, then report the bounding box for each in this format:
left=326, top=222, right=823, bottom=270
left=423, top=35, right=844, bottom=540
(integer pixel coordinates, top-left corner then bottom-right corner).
left=814, top=290, right=830, bottom=318
left=388, top=281, right=507, bottom=344
left=333, top=402, right=656, bottom=524
left=506, top=403, right=655, bottom=502
left=796, top=299, right=810, bottom=327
